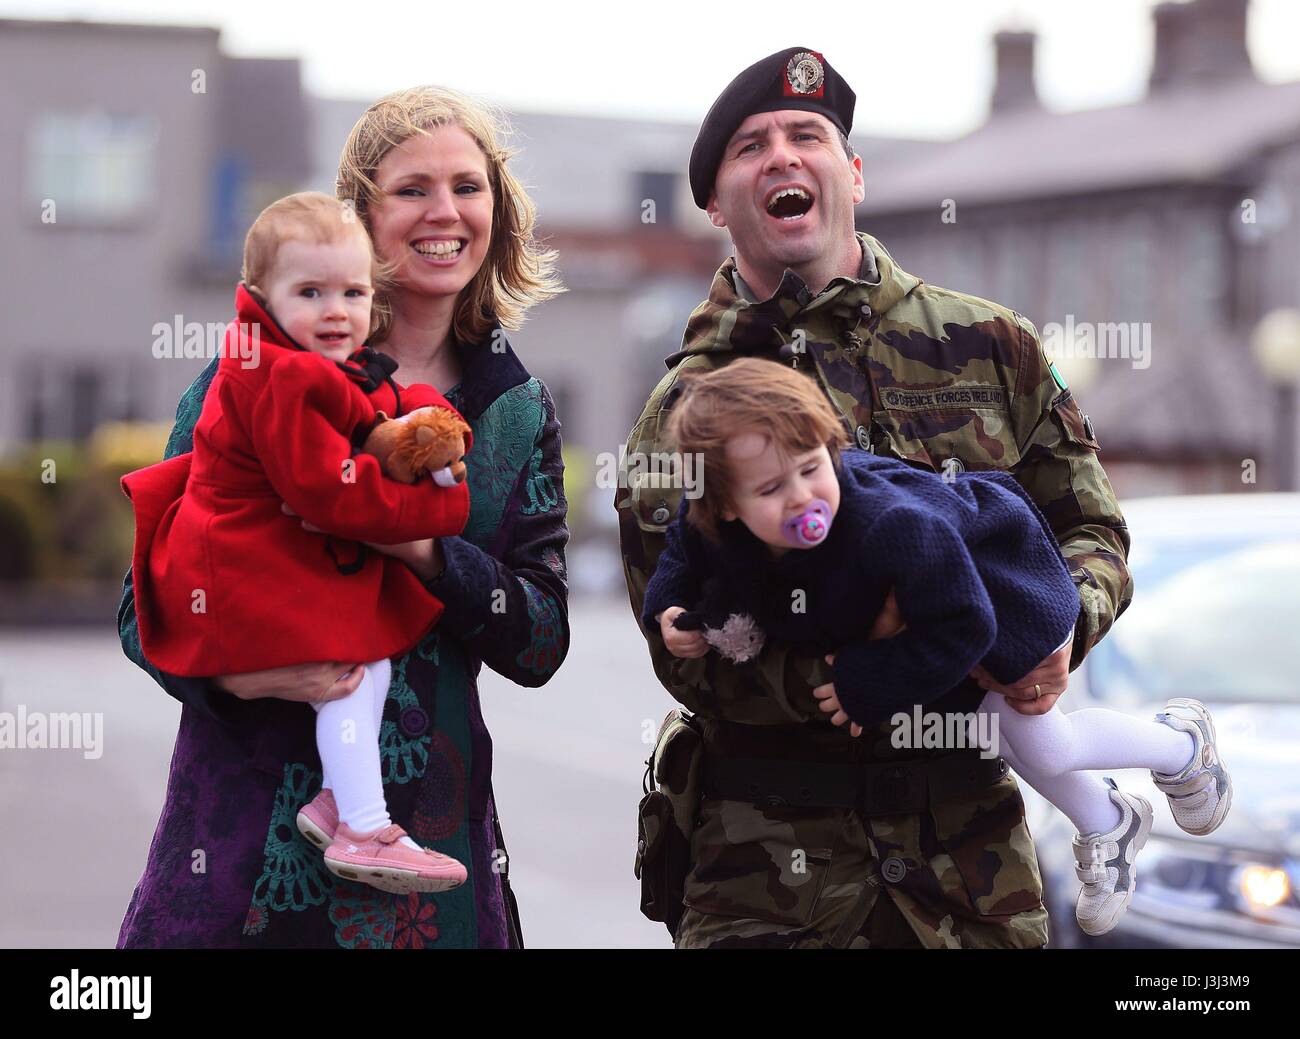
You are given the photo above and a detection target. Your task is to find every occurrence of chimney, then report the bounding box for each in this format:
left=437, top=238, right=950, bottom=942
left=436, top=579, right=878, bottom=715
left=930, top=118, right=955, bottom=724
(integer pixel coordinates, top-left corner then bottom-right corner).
left=1150, top=0, right=1254, bottom=91
left=991, top=30, right=1040, bottom=115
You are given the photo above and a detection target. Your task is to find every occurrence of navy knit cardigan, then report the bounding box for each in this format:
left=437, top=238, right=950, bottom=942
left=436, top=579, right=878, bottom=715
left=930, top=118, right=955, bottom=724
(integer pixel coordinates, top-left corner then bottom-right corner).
left=642, top=448, right=1080, bottom=726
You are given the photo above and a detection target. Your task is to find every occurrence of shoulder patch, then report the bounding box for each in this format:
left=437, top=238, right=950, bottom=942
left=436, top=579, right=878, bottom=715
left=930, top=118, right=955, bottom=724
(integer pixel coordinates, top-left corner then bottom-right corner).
left=881, top=384, right=1008, bottom=412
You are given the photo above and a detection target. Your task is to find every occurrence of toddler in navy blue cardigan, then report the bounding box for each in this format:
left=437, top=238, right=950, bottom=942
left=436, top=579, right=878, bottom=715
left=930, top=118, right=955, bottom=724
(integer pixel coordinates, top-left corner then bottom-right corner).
left=642, top=359, right=1232, bottom=937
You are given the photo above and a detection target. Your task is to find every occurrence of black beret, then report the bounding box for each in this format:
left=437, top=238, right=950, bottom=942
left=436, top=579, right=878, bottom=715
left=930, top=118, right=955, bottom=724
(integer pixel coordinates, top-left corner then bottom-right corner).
left=689, top=47, right=856, bottom=210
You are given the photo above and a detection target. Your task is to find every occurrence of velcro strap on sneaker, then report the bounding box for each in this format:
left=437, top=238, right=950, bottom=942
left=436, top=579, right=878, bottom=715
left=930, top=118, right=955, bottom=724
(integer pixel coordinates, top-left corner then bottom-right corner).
left=1073, top=842, right=1107, bottom=885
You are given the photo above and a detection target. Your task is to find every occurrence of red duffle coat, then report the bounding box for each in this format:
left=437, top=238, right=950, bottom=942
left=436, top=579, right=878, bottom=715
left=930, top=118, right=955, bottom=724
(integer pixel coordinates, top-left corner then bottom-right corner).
left=121, top=284, right=472, bottom=677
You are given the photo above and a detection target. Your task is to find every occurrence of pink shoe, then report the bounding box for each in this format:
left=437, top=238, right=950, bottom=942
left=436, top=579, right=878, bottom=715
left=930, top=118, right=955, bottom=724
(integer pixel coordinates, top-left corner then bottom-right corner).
left=324, top=822, right=468, bottom=894
left=296, top=789, right=339, bottom=849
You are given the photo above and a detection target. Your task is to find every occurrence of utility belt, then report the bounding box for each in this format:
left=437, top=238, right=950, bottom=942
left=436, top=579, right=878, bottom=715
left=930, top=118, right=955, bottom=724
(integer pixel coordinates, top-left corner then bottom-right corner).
left=701, top=748, right=1008, bottom=816
left=635, top=711, right=1008, bottom=937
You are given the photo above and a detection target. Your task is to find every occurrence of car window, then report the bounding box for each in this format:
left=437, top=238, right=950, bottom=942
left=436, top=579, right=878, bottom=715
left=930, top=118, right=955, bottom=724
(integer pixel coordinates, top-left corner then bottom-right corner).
left=1088, top=540, right=1300, bottom=705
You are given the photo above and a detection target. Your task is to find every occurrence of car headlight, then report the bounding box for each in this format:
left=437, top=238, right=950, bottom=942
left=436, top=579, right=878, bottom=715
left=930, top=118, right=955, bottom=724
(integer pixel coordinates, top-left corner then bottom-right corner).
left=1136, top=837, right=1300, bottom=920
left=1236, top=864, right=1291, bottom=914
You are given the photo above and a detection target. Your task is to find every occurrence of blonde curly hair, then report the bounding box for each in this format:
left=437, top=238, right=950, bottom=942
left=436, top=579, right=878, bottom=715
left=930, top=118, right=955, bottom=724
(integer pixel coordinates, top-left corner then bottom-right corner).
left=335, top=85, right=563, bottom=346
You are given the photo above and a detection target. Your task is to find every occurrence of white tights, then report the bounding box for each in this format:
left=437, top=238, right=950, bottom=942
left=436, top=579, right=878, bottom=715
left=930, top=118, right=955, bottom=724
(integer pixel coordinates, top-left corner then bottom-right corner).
left=312, top=658, right=392, bottom=835
left=978, top=692, right=1195, bottom=836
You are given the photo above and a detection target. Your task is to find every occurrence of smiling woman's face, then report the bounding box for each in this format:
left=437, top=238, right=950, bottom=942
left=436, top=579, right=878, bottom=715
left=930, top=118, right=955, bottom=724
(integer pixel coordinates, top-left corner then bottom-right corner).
left=368, top=124, right=494, bottom=303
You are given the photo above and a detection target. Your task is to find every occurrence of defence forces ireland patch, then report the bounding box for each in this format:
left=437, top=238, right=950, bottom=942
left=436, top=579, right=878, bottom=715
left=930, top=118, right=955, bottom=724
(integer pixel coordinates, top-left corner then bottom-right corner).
left=880, top=384, right=1008, bottom=412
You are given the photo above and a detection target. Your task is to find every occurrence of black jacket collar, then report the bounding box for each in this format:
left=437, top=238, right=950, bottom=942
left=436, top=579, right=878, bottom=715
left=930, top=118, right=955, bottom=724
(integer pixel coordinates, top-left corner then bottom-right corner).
left=448, top=326, right=532, bottom=422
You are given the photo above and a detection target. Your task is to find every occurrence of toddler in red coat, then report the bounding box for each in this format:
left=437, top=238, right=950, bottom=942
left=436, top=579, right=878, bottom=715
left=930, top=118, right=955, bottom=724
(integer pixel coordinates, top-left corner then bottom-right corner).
left=123, top=192, right=470, bottom=895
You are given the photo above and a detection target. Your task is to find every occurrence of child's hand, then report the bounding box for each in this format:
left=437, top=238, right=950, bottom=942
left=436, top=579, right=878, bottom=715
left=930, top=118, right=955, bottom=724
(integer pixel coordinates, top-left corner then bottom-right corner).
left=659, top=606, right=709, bottom=659
left=813, top=654, right=863, bottom=737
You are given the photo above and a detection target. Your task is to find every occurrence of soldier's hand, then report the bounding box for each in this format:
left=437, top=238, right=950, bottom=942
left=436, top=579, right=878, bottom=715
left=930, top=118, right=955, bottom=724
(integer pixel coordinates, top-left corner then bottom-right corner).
left=814, top=655, right=863, bottom=737
left=970, top=642, right=1071, bottom=716
left=659, top=606, right=710, bottom=659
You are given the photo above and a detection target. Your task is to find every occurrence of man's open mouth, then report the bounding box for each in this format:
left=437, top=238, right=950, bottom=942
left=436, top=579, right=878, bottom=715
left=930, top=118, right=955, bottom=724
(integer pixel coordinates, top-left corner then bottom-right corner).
left=765, top=186, right=814, bottom=221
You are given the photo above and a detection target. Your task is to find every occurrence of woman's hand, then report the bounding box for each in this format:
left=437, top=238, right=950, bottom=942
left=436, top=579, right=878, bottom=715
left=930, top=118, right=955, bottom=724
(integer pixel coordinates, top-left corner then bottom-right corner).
left=367, top=536, right=444, bottom=580
left=813, top=653, right=862, bottom=737
left=658, top=606, right=709, bottom=659
left=280, top=503, right=444, bottom=580
left=214, top=662, right=365, bottom=703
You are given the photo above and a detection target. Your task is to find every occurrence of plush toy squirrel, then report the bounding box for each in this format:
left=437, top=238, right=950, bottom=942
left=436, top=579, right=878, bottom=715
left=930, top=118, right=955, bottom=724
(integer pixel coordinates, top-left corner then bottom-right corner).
left=669, top=575, right=767, bottom=664
left=362, top=407, right=471, bottom=486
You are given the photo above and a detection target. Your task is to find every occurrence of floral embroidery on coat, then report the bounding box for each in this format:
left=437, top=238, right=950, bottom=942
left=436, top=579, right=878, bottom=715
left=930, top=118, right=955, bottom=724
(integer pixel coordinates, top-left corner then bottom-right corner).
left=381, top=655, right=431, bottom=787
left=520, top=445, right=560, bottom=516
left=246, top=763, right=334, bottom=922
left=394, top=893, right=441, bottom=948
left=329, top=884, right=396, bottom=949
left=516, top=582, right=564, bottom=675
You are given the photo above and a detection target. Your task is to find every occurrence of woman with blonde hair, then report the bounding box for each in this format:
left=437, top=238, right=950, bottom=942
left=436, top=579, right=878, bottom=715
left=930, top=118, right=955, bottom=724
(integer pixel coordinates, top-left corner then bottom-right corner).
left=116, top=86, right=569, bottom=948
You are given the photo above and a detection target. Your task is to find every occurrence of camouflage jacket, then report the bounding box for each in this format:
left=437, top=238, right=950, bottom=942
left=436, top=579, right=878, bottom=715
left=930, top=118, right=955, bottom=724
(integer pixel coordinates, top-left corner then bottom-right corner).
left=615, top=232, right=1133, bottom=948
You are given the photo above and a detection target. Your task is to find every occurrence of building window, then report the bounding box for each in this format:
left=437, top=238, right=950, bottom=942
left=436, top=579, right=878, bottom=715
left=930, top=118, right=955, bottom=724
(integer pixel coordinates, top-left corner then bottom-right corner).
left=70, top=369, right=103, bottom=442
left=26, top=111, right=159, bottom=225
left=996, top=225, right=1037, bottom=315
left=1180, top=212, right=1224, bottom=327
left=25, top=360, right=139, bottom=444
left=632, top=170, right=679, bottom=227
left=1046, top=219, right=1089, bottom=320
left=948, top=227, right=988, bottom=299
left=1114, top=213, right=1154, bottom=323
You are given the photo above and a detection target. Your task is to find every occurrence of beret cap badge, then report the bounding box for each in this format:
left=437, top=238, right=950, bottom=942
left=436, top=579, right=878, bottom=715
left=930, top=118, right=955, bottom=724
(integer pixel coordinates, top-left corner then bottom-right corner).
left=784, top=51, right=825, bottom=97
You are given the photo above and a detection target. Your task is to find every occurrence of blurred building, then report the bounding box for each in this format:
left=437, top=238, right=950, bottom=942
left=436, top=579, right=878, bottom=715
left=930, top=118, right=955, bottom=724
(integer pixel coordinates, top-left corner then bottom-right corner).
left=861, top=0, right=1300, bottom=495
left=4, top=0, right=1300, bottom=518
left=0, top=18, right=312, bottom=453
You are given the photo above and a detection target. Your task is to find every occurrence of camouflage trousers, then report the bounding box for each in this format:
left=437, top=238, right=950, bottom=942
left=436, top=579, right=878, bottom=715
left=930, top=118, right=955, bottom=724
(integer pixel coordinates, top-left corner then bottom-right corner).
left=677, top=883, right=927, bottom=949
left=673, top=773, right=1051, bottom=949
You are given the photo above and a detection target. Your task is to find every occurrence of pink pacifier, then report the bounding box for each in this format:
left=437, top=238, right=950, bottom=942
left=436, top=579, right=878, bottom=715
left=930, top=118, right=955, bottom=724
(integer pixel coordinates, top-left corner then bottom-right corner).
left=781, top=499, right=833, bottom=548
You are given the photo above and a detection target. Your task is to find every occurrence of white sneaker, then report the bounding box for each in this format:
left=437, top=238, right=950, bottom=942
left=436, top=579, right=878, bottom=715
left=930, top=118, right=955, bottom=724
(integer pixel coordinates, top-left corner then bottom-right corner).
left=1073, top=782, right=1153, bottom=937
left=1152, top=698, right=1232, bottom=837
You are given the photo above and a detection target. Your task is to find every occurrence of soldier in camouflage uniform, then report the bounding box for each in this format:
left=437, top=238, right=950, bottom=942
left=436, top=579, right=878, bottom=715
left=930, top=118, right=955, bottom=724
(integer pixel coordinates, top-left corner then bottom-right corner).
left=616, top=46, right=1132, bottom=948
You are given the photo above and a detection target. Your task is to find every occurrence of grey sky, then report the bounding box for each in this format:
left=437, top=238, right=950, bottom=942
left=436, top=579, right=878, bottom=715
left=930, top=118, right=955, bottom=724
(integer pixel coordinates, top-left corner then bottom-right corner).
left=8, top=0, right=1300, bottom=137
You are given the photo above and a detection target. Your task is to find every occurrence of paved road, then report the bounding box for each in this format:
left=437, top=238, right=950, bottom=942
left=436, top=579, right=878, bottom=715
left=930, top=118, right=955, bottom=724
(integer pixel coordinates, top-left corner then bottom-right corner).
left=0, top=595, right=673, bottom=948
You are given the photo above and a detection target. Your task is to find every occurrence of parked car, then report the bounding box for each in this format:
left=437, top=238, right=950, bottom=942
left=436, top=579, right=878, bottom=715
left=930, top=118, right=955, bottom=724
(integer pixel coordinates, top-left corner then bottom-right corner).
left=1023, top=493, right=1300, bottom=948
